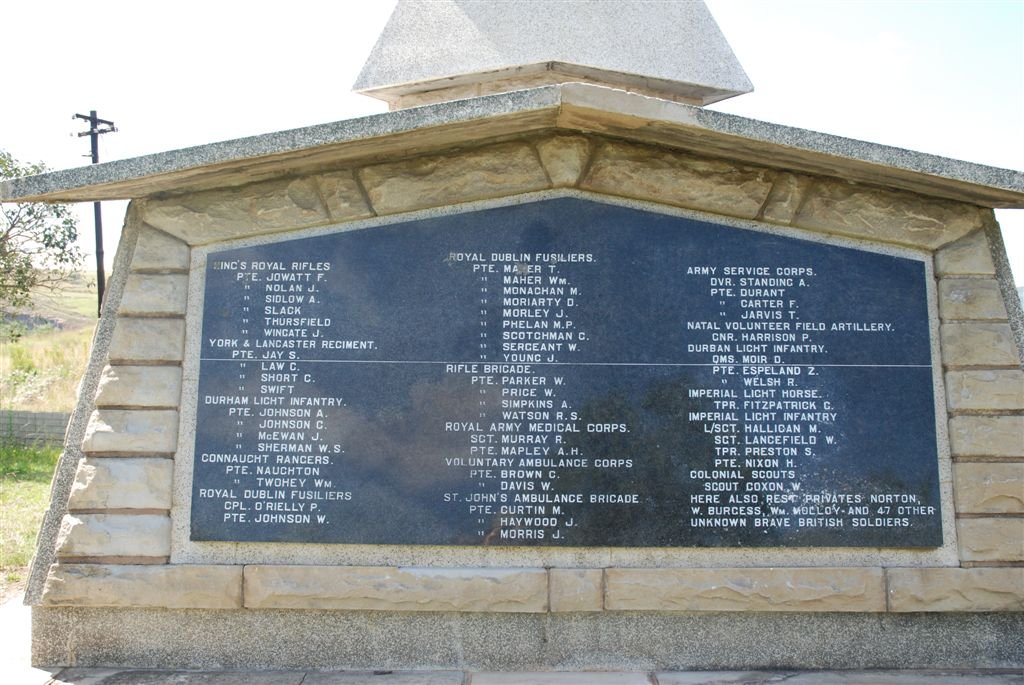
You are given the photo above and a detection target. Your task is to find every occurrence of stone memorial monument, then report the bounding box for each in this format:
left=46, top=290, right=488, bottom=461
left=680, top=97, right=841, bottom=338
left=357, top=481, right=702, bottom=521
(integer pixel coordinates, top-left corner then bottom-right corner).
left=2, top=0, right=1022, bottom=672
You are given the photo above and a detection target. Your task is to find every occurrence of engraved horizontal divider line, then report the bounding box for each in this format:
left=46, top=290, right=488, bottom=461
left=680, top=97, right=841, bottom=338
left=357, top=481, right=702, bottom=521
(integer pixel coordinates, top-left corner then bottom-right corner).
left=199, top=358, right=933, bottom=368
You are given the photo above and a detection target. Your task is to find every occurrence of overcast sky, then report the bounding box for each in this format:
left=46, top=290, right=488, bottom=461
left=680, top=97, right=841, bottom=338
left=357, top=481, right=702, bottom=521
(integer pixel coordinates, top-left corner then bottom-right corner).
left=2, top=0, right=1022, bottom=285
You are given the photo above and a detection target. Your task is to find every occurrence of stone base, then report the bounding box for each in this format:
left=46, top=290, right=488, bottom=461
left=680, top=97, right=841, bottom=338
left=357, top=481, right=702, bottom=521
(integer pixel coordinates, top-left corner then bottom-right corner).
left=33, top=608, right=1023, bottom=671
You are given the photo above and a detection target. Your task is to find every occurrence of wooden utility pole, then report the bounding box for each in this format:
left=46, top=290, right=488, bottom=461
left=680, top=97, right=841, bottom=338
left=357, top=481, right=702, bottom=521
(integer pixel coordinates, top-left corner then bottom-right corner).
left=73, top=110, right=116, bottom=316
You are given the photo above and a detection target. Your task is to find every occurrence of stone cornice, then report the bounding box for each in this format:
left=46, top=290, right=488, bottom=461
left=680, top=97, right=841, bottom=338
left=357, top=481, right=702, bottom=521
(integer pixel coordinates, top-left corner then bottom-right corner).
left=2, top=84, right=1022, bottom=208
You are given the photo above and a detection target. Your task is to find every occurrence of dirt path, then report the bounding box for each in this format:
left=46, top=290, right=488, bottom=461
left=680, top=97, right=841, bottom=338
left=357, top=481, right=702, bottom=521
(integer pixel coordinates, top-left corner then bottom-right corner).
left=0, top=571, right=27, bottom=605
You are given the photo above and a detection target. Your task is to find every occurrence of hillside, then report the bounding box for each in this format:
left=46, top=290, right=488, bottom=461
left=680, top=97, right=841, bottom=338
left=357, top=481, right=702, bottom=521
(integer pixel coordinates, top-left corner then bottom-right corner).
left=9, top=272, right=97, bottom=333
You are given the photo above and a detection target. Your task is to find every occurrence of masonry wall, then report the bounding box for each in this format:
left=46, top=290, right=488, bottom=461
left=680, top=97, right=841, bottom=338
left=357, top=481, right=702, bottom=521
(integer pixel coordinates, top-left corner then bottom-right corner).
left=0, top=410, right=70, bottom=445
left=28, top=133, right=1024, bottom=669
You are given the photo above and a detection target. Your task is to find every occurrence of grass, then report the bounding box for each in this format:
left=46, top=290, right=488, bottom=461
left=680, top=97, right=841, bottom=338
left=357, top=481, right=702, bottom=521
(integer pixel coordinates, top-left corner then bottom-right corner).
left=0, top=441, right=61, bottom=600
left=0, top=325, right=95, bottom=412
left=0, top=274, right=96, bottom=601
left=1, top=272, right=97, bottom=413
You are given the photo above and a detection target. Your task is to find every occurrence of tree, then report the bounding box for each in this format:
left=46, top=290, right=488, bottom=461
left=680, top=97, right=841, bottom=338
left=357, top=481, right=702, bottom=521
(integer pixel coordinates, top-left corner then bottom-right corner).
left=1, top=150, right=82, bottom=339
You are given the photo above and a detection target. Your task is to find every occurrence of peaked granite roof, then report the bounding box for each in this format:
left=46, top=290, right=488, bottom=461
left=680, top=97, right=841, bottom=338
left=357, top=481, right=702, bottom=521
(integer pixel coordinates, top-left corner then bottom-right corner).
left=354, top=0, right=753, bottom=107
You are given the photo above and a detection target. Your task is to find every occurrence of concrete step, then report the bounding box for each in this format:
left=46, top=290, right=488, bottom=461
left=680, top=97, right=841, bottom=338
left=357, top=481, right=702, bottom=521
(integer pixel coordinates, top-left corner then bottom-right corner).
left=36, top=668, right=1024, bottom=684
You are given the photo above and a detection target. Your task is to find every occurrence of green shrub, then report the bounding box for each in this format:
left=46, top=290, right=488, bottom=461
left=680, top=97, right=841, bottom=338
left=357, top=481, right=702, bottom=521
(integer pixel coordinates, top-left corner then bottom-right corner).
left=8, top=345, right=35, bottom=374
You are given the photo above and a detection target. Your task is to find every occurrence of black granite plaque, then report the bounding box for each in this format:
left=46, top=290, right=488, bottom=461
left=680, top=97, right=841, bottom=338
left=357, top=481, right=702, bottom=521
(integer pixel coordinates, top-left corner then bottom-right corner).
left=190, top=197, right=942, bottom=547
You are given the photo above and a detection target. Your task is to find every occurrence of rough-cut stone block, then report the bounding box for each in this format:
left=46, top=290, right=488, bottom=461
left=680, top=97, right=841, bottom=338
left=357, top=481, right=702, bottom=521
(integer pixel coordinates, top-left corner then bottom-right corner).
left=549, top=568, right=603, bottom=613
left=582, top=141, right=775, bottom=219
left=954, top=463, right=1024, bottom=514
left=957, top=518, right=1024, bottom=562
left=938, top=279, right=1009, bottom=321
left=68, top=457, right=173, bottom=511
left=108, top=317, right=185, bottom=363
left=949, top=415, right=1024, bottom=457
left=793, top=180, right=984, bottom=249
left=244, top=566, right=548, bottom=612
left=604, top=568, right=886, bottom=612
left=888, top=567, right=1024, bottom=612
left=361, top=142, right=549, bottom=215
left=132, top=225, right=190, bottom=272
left=143, top=177, right=330, bottom=245
left=759, top=171, right=814, bottom=225
left=314, top=170, right=374, bottom=223
left=935, top=230, right=996, bottom=276
left=117, top=273, right=189, bottom=316
left=82, top=409, right=179, bottom=455
left=94, top=365, right=183, bottom=408
left=41, top=563, right=242, bottom=609
left=55, top=514, right=171, bottom=558
left=945, top=370, right=1024, bottom=412
left=940, top=323, right=1019, bottom=367
left=536, top=135, right=591, bottom=187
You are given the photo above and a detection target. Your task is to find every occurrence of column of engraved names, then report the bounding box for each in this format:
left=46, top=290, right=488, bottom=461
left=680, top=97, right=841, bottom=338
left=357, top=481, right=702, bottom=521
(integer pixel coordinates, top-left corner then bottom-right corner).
left=681, top=263, right=937, bottom=536
left=682, top=264, right=837, bottom=533
left=442, top=251, right=637, bottom=543
left=196, top=257, right=354, bottom=534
